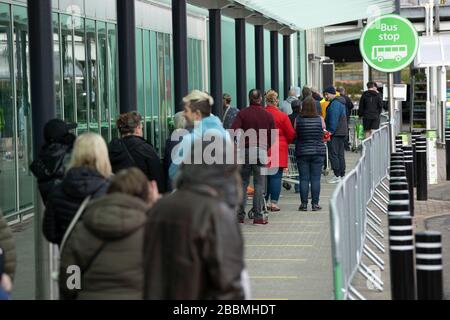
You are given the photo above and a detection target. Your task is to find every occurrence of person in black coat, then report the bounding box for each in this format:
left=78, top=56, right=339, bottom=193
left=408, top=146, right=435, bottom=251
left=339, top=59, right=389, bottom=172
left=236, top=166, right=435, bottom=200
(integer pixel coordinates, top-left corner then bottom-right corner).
left=43, top=133, right=111, bottom=246
left=109, top=112, right=166, bottom=193
left=30, top=119, right=76, bottom=204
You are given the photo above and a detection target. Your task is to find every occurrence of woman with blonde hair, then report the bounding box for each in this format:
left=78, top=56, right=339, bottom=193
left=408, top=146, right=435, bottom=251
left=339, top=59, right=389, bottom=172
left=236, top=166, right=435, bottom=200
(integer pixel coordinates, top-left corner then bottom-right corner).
left=43, top=133, right=111, bottom=245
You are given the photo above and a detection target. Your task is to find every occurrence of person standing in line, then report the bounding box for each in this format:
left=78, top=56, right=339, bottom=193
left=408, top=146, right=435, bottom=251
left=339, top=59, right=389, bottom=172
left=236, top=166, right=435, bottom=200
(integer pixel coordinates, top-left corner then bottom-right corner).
left=222, top=93, right=239, bottom=130
left=30, top=119, right=77, bottom=204
left=169, top=90, right=230, bottom=181
left=143, top=144, right=247, bottom=300
left=59, top=168, right=160, bottom=300
left=280, top=88, right=299, bottom=115
left=164, top=112, right=188, bottom=192
left=358, top=81, right=384, bottom=138
left=109, top=111, right=165, bottom=193
left=295, top=97, right=327, bottom=211
left=324, top=86, right=348, bottom=184
left=231, top=89, right=275, bottom=225
left=336, top=87, right=354, bottom=150
left=264, top=90, right=295, bottom=212
left=301, top=86, right=323, bottom=117
left=43, top=133, right=111, bottom=246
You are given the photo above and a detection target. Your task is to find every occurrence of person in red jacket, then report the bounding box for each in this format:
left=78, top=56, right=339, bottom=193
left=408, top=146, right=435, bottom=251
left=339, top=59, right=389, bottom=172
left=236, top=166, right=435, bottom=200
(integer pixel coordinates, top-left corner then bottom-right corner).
left=264, top=90, right=296, bottom=211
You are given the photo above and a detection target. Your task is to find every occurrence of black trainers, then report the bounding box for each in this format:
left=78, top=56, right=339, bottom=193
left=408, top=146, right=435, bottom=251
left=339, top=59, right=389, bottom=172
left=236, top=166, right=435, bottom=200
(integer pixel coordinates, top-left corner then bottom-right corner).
left=312, top=204, right=322, bottom=211
left=298, top=204, right=308, bottom=211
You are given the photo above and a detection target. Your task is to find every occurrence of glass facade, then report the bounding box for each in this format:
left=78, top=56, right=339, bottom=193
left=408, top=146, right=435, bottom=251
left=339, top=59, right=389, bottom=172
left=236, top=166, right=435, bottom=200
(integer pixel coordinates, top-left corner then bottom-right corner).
left=0, top=1, right=206, bottom=217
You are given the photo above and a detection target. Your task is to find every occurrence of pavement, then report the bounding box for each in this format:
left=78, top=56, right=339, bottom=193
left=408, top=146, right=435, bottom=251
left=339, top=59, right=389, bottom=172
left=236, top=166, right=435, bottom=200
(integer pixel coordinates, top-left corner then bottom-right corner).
left=241, top=151, right=361, bottom=300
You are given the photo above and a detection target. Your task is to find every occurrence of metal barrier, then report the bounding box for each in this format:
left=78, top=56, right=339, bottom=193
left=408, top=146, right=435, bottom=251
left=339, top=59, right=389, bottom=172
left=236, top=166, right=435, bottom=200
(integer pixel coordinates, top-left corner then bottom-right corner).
left=329, top=124, right=391, bottom=300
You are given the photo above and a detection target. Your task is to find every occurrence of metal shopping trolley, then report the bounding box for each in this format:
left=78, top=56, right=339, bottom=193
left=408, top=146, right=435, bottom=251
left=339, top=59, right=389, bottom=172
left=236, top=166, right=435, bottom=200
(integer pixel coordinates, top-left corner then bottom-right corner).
left=281, top=144, right=331, bottom=191
left=348, top=110, right=363, bottom=152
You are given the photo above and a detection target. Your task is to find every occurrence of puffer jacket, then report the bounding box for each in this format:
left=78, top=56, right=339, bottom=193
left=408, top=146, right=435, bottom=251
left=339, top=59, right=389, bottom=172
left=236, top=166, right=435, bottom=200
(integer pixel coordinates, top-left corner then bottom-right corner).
left=30, top=142, right=73, bottom=204
left=0, top=211, right=16, bottom=279
left=109, top=135, right=165, bottom=193
left=43, top=167, right=110, bottom=245
left=59, top=193, right=148, bottom=300
left=295, top=116, right=327, bottom=158
left=143, top=164, right=245, bottom=300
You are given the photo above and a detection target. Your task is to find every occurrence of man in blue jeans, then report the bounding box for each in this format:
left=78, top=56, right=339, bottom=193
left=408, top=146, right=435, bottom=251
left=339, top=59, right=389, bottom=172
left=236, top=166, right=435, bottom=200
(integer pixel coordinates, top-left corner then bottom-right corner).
left=324, top=86, right=348, bottom=184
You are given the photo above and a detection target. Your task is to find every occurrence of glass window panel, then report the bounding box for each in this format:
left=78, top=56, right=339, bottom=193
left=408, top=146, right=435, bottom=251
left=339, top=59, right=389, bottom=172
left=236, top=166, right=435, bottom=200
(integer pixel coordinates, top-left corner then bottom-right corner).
left=85, top=19, right=97, bottom=133
left=107, top=23, right=118, bottom=139
left=0, top=3, right=17, bottom=214
left=136, top=29, right=145, bottom=119
left=97, top=22, right=108, bottom=141
left=74, top=18, right=87, bottom=134
left=150, top=31, right=159, bottom=152
left=163, top=33, right=172, bottom=149
left=61, top=14, right=75, bottom=124
left=13, top=5, right=33, bottom=210
left=53, top=13, right=62, bottom=119
left=143, top=30, right=152, bottom=144
left=59, top=0, right=84, bottom=14
left=157, top=32, right=165, bottom=156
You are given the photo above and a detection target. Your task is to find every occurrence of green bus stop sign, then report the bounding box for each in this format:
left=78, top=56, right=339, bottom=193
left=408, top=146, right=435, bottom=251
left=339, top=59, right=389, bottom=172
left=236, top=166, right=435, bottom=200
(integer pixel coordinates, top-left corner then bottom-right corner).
left=360, top=14, right=419, bottom=73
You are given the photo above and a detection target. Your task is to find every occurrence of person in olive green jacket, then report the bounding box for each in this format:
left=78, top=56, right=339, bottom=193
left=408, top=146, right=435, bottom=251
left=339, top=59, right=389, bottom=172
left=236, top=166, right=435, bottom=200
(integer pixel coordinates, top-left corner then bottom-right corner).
left=0, top=210, right=16, bottom=295
left=59, top=168, right=160, bottom=300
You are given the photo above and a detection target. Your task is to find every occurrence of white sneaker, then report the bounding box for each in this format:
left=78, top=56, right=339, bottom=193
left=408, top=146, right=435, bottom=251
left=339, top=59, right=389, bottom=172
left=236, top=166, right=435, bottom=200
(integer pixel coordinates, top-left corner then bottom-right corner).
left=327, top=176, right=341, bottom=184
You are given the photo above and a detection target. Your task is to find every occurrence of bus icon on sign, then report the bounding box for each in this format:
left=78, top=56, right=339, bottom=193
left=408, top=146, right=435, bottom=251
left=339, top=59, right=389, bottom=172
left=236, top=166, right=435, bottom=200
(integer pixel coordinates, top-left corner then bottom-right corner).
left=372, top=45, right=408, bottom=62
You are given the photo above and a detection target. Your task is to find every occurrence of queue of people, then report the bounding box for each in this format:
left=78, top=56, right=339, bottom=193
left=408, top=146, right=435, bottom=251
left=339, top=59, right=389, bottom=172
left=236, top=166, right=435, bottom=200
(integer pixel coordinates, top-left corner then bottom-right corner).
left=1, top=83, right=365, bottom=300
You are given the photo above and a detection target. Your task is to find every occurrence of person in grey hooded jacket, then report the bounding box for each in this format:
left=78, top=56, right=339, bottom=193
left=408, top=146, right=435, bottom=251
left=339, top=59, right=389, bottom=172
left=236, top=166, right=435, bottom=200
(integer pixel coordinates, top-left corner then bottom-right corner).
left=280, top=89, right=298, bottom=115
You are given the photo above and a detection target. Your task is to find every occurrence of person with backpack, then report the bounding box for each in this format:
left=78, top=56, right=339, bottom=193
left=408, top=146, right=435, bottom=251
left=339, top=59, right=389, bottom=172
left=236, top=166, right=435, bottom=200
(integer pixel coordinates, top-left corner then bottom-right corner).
left=109, top=112, right=165, bottom=193
left=30, top=119, right=76, bottom=204
left=358, top=81, right=384, bottom=138
left=43, top=133, right=111, bottom=245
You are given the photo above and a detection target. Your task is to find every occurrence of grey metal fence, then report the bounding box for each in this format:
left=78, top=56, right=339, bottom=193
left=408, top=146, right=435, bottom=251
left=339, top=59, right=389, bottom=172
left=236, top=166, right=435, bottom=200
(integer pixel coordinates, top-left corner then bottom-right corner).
left=329, top=121, right=392, bottom=300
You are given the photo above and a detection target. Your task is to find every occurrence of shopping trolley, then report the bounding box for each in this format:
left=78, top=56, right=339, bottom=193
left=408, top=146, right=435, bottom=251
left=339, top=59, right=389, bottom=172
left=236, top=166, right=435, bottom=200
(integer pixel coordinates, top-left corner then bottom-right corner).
left=281, top=144, right=331, bottom=191
left=348, top=110, right=363, bottom=152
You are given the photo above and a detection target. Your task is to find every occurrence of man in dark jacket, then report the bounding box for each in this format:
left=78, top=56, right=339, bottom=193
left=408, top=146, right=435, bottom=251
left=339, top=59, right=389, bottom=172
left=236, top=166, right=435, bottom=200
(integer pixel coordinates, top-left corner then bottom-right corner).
left=358, top=81, right=384, bottom=138
left=30, top=119, right=76, bottom=204
left=223, top=93, right=239, bottom=130
left=231, top=89, right=275, bottom=225
left=324, top=86, right=348, bottom=184
left=143, top=145, right=247, bottom=300
left=109, top=112, right=165, bottom=193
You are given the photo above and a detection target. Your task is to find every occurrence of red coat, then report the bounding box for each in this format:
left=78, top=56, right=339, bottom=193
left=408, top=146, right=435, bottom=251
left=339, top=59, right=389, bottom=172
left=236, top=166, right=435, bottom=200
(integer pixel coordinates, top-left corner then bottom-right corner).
left=265, top=105, right=296, bottom=168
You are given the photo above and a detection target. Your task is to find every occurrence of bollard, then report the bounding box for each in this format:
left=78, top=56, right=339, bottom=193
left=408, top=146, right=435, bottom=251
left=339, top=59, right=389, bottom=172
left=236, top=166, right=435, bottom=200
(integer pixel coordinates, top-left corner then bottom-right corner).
left=395, top=136, right=404, bottom=152
left=388, top=169, right=410, bottom=217
left=411, top=133, right=421, bottom=188
left=402, top=146, right=415, bottom=216
left=416, top=137, right=428, bottom=201
left=415, top=231, right=443, bottom=300
left=446, top=128, right=450, bottom=181
left=388, top=215, right=416, bottom=300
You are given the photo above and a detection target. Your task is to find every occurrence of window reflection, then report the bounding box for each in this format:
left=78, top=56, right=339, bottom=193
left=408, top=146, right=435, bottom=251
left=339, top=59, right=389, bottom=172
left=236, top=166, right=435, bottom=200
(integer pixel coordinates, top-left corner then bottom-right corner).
left=13, top=5, right=33, bottom=210
left=0, top=4, right=16, bottom=214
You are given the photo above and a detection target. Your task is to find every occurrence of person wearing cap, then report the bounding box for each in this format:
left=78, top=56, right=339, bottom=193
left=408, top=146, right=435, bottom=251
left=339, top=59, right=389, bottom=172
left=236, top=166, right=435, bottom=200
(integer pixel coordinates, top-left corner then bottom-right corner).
left=30, top=119, right=77, bottom=204
left=324, top=86, right=348, bottom=184
left=222, top=93, right=239, bottom=130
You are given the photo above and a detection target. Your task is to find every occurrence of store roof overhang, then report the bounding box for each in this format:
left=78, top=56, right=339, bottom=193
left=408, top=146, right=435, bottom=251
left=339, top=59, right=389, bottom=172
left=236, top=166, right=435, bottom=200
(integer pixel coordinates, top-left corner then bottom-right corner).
left=231, top=0, right=396, bottom=30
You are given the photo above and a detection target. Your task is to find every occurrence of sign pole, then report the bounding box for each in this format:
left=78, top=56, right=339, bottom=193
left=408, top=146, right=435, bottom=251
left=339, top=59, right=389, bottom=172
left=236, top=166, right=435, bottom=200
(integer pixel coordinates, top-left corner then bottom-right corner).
left=389, top=72, right=397, bottom=153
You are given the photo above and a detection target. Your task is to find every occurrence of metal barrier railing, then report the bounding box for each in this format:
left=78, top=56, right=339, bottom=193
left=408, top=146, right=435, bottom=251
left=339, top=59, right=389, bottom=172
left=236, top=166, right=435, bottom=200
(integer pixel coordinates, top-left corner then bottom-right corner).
left=329, top=123, right=391, bottom=300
